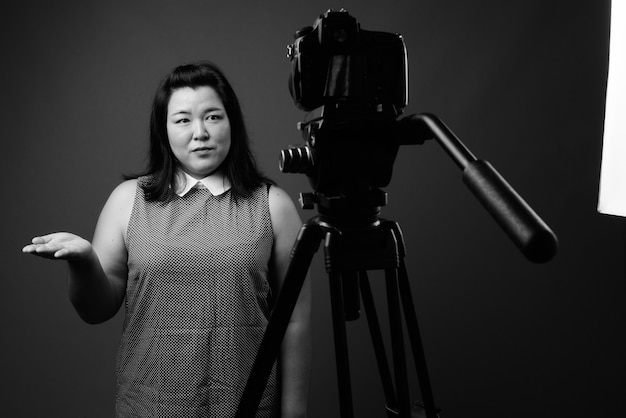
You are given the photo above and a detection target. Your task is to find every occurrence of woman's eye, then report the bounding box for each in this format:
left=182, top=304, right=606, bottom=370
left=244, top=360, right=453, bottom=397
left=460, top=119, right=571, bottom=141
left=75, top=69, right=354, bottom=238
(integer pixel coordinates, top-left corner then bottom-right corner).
left=175, top=118, right=190, bottom=124
left=207, top=114, right=222, bottom=121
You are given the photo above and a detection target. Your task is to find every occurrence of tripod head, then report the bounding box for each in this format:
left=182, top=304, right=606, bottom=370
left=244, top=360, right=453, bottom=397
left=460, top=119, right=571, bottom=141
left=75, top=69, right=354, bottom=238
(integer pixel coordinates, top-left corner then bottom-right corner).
left=280, top=102, right=403, bottom=227
left=279, top=9, right=558, bottom=262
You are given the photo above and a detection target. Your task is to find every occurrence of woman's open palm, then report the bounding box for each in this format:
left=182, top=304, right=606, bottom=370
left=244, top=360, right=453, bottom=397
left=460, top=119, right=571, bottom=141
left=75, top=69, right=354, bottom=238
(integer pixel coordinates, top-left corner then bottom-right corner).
left=22, top=232, right=92, bottom=260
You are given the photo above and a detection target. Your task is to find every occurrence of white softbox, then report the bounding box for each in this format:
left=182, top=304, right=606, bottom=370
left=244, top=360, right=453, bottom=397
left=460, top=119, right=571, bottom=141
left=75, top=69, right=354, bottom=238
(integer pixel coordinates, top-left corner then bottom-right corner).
left=598, top=1, right=626, bottom=216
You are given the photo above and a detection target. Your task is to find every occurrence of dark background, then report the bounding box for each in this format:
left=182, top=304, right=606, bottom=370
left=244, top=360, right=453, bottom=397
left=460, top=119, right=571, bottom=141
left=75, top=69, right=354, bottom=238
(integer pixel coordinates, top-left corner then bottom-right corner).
left=1, top=1, right=623, bottom=417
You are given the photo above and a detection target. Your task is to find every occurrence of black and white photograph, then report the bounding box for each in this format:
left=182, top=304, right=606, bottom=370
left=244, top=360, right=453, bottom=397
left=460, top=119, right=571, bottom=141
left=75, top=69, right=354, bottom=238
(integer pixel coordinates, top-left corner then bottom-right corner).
left=2, top=1, right=623, bottom=417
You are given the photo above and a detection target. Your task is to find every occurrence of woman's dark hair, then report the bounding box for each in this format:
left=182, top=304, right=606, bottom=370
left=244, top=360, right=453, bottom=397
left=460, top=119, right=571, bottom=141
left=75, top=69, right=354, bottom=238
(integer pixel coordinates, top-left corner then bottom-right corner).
left=131, top=61, right=272, bottom=201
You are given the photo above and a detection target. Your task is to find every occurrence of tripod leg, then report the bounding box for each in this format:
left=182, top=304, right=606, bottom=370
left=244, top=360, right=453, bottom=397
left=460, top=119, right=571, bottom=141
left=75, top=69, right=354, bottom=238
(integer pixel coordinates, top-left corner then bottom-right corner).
left=397, top=259, right=439, bottom=418
left=329, top=271, right=355, bottom=418
left=359, top=272, right=399, bottom=417
left=235, top=220, right=322, bottom=418
left=382, top=219, right=439, bottom=418
left=385, top=267, right=412, bottom=417
left=341, top=270, right=361, bottom=321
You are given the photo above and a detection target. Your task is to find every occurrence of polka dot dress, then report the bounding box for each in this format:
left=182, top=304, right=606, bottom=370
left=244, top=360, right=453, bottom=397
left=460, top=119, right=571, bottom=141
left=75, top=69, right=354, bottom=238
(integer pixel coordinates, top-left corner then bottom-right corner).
left=116, top=177, right=279, bottom=417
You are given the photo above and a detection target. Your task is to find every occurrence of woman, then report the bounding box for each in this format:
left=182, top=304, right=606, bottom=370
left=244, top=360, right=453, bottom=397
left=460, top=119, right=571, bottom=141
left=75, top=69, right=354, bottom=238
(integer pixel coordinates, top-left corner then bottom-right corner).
left=22, top=62, right=311, bottom=417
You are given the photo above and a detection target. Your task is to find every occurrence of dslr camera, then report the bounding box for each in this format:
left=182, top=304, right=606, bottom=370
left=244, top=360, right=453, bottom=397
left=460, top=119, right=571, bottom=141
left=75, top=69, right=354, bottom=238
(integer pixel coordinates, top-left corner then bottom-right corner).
left=287, top=8, right=408, bottom=112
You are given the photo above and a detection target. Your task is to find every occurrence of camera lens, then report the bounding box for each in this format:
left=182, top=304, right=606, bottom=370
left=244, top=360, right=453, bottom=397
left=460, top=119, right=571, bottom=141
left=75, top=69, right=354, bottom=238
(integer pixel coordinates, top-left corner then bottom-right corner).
left=279, top=146, right=314, bottom=174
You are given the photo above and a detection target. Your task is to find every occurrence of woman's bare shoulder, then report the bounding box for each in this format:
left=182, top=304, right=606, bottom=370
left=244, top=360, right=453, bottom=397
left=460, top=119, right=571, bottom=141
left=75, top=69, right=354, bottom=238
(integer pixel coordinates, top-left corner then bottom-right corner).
left=93, top=179, right=138, bottom=245
left=109, top=179, right=138, bottom=202
left=268, top=185, right=297, bottom=213
left=100, top=179, right=138, bottom=219
left=268, top=185, right=302, bottom=232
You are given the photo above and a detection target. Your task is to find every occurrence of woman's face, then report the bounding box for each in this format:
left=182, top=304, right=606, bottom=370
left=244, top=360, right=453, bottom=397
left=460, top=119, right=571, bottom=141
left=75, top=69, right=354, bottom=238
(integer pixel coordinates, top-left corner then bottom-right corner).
left=166, top=86, right=231, bottom=179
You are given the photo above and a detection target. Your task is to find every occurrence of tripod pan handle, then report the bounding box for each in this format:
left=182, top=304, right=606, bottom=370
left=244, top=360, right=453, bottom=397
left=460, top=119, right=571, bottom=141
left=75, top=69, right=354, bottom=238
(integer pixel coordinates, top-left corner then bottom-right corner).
left=462, top=159, right=558, bottom=263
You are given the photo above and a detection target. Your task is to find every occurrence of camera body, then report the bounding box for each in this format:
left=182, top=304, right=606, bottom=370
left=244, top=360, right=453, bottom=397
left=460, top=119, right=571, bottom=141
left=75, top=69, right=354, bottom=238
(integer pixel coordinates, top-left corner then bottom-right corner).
left=288, top=9, right=408, bottom=111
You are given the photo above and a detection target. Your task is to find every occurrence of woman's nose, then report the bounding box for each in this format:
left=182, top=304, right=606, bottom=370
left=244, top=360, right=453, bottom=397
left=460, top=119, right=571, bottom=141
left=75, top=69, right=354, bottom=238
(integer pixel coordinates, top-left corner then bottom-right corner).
left=193, top=119, right=209, bottom=140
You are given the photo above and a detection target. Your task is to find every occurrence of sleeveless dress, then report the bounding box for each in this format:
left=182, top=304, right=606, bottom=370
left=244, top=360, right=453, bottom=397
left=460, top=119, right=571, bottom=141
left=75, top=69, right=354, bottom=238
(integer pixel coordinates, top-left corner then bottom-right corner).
left=116, top=177, right=279, bottom=417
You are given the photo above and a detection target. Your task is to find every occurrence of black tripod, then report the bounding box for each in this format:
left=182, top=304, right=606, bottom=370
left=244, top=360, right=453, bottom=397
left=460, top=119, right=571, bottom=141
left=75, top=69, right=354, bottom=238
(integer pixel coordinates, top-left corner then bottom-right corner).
left=235, top=188, right=440, bottom=418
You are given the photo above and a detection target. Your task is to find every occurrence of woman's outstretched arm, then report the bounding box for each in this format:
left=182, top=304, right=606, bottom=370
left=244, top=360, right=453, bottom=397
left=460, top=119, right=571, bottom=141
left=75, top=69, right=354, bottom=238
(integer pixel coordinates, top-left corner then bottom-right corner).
left=22, top=180, right=136, bottom=324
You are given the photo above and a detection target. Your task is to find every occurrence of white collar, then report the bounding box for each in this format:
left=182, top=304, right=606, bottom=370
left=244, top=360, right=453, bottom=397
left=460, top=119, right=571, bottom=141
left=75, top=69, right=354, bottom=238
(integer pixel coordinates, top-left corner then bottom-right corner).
left=175, top=171, right=231, bottom=197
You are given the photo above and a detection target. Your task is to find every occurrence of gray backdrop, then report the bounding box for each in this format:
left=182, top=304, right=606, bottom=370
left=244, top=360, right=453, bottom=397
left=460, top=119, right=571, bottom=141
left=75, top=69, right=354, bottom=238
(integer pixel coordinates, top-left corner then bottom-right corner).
left=2, top=1, right=623, bottom=417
